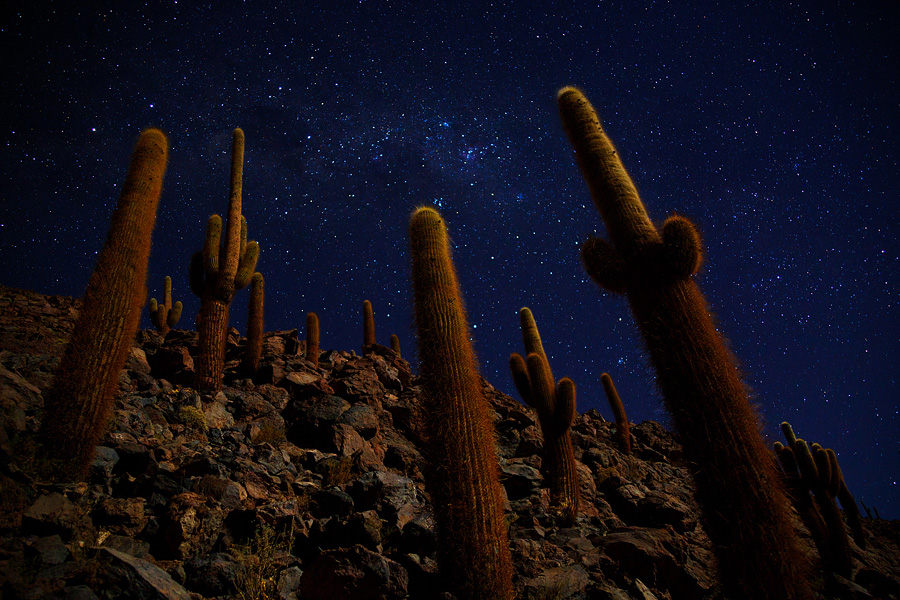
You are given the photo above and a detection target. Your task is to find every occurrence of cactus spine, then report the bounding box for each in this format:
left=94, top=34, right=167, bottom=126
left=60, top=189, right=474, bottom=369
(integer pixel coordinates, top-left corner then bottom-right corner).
left=558, top=87, right=811, bottom=600
left=190, top=128, right=259, bottom=391
left=240, top=272, right=264, bottom=375
left=509, top=307, right=579, bottom=523
left=305, top=312, right=320, bottom=368
left=362, top=299, right=376, bottom=350
left=36, top=129, right=167, bottom=480
left=409, top=207, right=513, bottom=600
left=149, top=276, right=182, bottom=335
left=600, top=373, right=631, bottom=455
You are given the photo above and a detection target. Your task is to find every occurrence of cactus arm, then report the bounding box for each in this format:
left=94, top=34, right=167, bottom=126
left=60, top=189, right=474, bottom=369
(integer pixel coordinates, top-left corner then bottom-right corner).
left=203, top=215, right=222, bottom=274
left=519, top=307, right=548, bottom=362
left=781, top=422, right=798, bottom=448
left=661, top=215, right=703, bottom=277
left=509, top=352, right=533, bottom=407
left=220, top=128, right=244, bottom=284
left=601, top=372, right=631, bottom=455
left=306, top=312, right=320, bottom=368
left=554, top=377, right=576, bottom=433
left=389, top=333, right=401, bottom=358
left=581, top=236, right=629, bottom=293
left=168, top=301, right=183, bottom=328
left=234, top=240, right=259, bottom=290
left=363, top=299, right=376, bottom=348
left=241, top=272, right=264, bottom=375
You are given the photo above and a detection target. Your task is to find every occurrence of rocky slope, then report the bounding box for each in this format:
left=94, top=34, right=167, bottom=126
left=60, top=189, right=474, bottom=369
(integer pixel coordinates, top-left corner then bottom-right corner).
left=0, top=284, right=898, bottom=600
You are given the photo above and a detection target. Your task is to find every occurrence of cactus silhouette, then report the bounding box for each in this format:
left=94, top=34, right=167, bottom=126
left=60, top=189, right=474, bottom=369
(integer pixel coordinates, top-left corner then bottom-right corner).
left=390, top=333, right=401, bottom=358
left=362, top=299, right=376, bottom=351
left=509, top=307, right=579, bottom=523
left=149, top=276, right=182, bottom=335
left=306, top=312, right=320, bottom=368
left=36, top=128, right=168, bottom=480
left=240, top=272, right=264, bottom=375
left=558, top=87, right=812, bottom=600
left=600, top=372, right=631, bottom=455
left=189, top=128, right=259, bottom=391
left=409, top=206, right=514, bottom=600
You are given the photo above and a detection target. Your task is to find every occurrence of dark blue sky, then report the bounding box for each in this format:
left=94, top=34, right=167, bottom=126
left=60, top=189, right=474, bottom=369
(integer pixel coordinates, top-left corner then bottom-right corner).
left=2, top=1, right=898, bottom=518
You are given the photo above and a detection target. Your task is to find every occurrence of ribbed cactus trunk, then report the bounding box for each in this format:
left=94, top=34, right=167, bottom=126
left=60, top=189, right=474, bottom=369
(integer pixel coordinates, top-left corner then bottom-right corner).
left=196, top=298, right=230, bottom=390
left=601, top=373, right=631, bottom=455
left=558, top=87, right=812, bottom=600
left=37, top=129, right=167, bottom=481
left=305, top=312, right=320, bottom=368
left=240, top=272, right=264, bottom=375
left=409, top=207, right=514, bottom=600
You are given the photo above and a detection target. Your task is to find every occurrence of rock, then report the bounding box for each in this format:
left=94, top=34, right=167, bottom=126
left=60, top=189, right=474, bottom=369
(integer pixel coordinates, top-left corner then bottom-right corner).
left=500, top=459, right=542, bottom=501
left=90, top=446, right=120, bottom=483
left=202, top=397, right=235, bottom=429
left=523, top=565, right=590, bottom=600
left=160, top=492, right=223, bottom=560
left=91, top=497, right=147, bottom=534
left=337, top=404, right=380, bottom=439
left=22, top=493, right=83, bottom=539
left=25, top=534, right=70, bottom=566
left=183, top=552, right=242, bottom=597
left=298, top=544, right=409, bottom=600
left=95, top=547, right=191, bottom=600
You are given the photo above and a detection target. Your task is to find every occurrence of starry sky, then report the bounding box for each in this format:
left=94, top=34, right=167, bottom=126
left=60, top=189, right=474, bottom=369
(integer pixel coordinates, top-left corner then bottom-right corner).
left=2, top=2, right=898, bottom=518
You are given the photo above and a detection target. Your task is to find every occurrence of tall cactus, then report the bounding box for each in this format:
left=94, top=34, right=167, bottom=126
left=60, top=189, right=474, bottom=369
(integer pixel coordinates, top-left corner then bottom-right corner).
left=600, top=372, right=631, bottom=455
left=36, top=129, right=168, bottom=480
left=240, top=272, right=264, bottom=375
left=409, top=207, right=514, bottom=600
left=362, top=299, right=376, bottom=351
left=558, top=87, right=812, bottom=600
left=149, top=276, right=182, bottom=335
left=305, top=312, right=320, bottom=368
left=509, top=307, right=579, bottom=523
left=189, top=128, right=259, bottom=391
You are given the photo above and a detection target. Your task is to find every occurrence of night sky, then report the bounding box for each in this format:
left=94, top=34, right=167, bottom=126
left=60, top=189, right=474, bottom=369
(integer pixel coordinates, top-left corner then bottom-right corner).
left=2, top=2, right=898, bottom=518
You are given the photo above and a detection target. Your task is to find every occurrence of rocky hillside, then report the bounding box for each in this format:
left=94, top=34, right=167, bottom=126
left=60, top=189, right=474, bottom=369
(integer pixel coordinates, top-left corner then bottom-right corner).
left=0, top=284, right=898, bottom=600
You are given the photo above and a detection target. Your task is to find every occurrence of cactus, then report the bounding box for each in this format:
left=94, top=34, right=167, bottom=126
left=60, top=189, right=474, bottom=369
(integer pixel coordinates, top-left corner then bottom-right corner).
left=240, top=272, right=264, bottom=375
left=509, top=307, right=579, bottom=523
left=190, top=128, right=260, bottom=391
left=362, top=299, right=376, bottom=351
left=36, top=128, right=168, bottom=480
left=409, top=206, right=514, bottom=600
left=390, top=333, right=401, bottom=358
left=305, top=312, right=320, bottom=368
left=149, top=276, right=182, bottom=335
left=558, top=87, right=812, bottom=600
left=600, top=373, right=631, bottom=455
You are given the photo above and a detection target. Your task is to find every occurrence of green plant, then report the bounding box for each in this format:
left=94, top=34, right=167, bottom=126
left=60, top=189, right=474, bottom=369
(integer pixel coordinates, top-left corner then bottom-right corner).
left=320, top=456, right=354, bottom=488
left=362, top=299, right=376, bottom=350
left=305, top=312, right=319, bottom=368
left=509, top=307, right=579, bottom=524
left=176, top=406, right=209, bottom=432
left=233, top=524, right=294, bottom=600
left=557, top=87, right=811, bottom=600
left=600, top=373, right=630, bottom=455
left=189, top=128, right=260, bottom=391
left=240, top=272, right=264, bottom=375
left=149, top=276, right=182, bottom=335
left=409, top=206, right=514, bottom=600
left=35, top=129, right=168, bottom=481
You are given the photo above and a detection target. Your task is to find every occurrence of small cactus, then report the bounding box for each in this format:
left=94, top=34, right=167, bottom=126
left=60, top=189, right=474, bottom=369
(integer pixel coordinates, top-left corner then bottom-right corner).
left=389, top=333, right=401, bottom=358
left=240, top=272, right=264, bottom=375
left=600, top=373, right=630, bottom=455
left=362, top=299, right=376, bottom=351
left=409, top=206, right=514, bottom=600
left=36, top=128, right=168, bottom=480
left=190, top=128, right=260, bottom=390
left=509, top=307, right=579, bottom=523
left=306, top=312, right=320, bottom=368
left=149, top=276, right=182, bottom=335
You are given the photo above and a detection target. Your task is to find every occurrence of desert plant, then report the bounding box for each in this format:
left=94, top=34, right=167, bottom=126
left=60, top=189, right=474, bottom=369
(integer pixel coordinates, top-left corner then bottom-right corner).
left=189, top=128, right=260, bottom=391
left=600, top=372, right=631, bottom=455
left=240, top=272, right=264, bottom=375
left=390, top=333, right=401, bottom=358
left=305, top=312, right=320, bottom=368
left=409, top=206, right=514, bottom=600
left=557, top=86, right=811, bottom=600
left=509, top=307, right=579, bottom=523
left=149, top=276, right=182, bottom=335
left=35, top=128, right=168, bottom=480
left=362, top=299, right=376, bottom=350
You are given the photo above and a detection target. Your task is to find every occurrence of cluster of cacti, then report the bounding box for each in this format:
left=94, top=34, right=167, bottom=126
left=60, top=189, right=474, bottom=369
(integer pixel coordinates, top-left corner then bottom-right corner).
left=408, top=206, right=514, bottom=600
left=600, top=373, right=630, bottom=455
left=240, top=272, right=264, bottom=375
left=509, top=307, right=580, bottom=523
left=305, top=312, right=320, bottom=368
left=775, top=421, right=866, bottom=577
left=362, top=299, right=376, bottom=350
left=189, top=128, right=260, bottom=391
left=36, top=129, right=168, bottom=481
left=557, top=87, right=812, bottom=600
left=149, top=276, right=182, bottom=335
